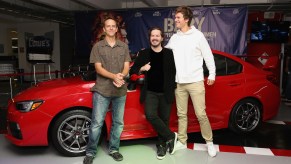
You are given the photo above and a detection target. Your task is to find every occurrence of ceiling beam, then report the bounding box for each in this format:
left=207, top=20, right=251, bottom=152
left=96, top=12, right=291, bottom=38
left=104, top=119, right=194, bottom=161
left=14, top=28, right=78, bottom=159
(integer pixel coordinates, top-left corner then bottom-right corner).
left=0, top=0, right=74, bottom=25
left=31, top=0, right=91, bottom=11
left=140, top=0, right=168, bottom=7
left=77, top=0, right=122, bottom=9
left=1, top=0, right=61, bottom=12
left=220, top=0, right=269, bottom=4
left=70, top=0, right=95, bottom=10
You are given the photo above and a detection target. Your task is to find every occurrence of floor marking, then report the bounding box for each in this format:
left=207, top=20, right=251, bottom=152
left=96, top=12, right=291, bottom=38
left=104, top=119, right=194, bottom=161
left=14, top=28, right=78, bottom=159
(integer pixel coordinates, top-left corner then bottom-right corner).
left=244, top=147, right=274, bottom=156
left=266, top=120, right=286, bottom=125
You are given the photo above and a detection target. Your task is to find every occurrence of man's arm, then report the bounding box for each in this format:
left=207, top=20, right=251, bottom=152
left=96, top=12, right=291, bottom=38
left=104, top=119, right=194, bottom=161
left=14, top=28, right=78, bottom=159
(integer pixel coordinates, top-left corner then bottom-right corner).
left=121, top=62, right=130, bottom=77
left=199, top=35, right=216, bottom=85
left=130, top=51, right=151, bottom=75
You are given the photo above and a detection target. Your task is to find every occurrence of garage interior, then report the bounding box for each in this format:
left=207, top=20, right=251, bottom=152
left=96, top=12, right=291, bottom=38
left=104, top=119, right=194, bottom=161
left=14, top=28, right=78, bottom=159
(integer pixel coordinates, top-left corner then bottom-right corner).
left=1, top=0, right=291, bottom=164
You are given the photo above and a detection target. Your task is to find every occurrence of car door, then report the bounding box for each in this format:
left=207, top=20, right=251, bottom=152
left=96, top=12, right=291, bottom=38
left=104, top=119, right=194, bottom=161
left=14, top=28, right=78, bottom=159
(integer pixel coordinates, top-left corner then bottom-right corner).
left=185, top=53, right=246, bottom=132
left=122, top=82, right=154, bottom=139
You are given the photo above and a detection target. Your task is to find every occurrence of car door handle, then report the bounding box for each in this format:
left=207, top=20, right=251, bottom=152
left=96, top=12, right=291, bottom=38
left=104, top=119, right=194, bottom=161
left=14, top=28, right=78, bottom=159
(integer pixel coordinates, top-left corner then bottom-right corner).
left=228, top=82, right=241, bottom=86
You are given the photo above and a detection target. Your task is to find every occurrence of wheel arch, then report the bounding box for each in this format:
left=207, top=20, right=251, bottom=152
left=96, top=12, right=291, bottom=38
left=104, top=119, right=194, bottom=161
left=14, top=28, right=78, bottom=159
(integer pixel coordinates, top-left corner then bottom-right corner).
left=47, top=106, right=108, bottom=156
left=228, top=97, right=263, bottom=133
left=228, top=97, right=263, bottom=121
left=47, top=106, right=92, bottom=144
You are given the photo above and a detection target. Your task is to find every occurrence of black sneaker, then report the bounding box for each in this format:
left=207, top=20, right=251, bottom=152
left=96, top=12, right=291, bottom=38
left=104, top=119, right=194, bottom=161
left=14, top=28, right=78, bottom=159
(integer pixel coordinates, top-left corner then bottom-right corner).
left=83, top=155, right=94, bottom=164
left=167, top=132, right=177, bottom=155
left=109, top=152, right=123, bottom=161
left=156, top=144, right=167, bottom=160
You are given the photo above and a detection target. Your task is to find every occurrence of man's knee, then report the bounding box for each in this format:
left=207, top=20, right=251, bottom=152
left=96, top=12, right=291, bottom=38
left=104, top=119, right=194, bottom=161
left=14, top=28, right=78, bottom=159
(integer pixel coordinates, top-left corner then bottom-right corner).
left=145, top=113, right=158, bottom=122
left=196, top=112, right=208, bottom=122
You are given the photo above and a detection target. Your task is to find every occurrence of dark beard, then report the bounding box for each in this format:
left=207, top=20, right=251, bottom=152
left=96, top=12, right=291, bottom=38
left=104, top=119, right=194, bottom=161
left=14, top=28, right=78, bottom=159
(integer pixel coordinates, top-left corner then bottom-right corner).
left=151, top=44, right=160, bottom=48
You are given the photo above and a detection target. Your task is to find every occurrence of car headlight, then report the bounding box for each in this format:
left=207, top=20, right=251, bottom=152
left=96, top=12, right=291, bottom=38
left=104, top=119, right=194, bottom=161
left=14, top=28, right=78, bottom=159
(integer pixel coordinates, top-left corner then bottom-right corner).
left=15, top=100, right=43, bottom=112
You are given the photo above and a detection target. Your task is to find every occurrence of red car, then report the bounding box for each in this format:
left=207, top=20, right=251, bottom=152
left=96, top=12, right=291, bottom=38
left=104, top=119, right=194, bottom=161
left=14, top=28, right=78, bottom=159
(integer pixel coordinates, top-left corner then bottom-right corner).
left=5, top=50, right=280, bottom=156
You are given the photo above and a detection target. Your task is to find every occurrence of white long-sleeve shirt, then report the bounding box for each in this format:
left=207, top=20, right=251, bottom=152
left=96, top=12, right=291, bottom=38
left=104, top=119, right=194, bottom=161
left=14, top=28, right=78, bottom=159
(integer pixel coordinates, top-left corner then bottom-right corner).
left=166, top=26, right=216, bottom=83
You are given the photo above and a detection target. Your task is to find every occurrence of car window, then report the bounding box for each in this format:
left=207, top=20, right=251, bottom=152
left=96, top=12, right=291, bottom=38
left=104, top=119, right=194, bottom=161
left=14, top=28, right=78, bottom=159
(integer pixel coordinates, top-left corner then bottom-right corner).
left=226, top=57, right=242, bottom=75
left=203, top=54, right=226, bottom=76
left=203, top=53, right=242, bottom=76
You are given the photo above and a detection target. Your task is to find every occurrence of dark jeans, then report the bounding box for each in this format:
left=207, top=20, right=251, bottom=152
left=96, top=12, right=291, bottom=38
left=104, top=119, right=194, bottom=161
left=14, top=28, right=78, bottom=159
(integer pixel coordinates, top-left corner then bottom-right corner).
left=145, top=91, right=174, bottom=146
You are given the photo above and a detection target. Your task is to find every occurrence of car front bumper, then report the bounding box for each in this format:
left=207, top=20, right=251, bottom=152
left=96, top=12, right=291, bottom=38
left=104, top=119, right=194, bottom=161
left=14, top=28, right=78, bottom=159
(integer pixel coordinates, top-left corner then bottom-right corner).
left=5, top=102, right=52, bottom=146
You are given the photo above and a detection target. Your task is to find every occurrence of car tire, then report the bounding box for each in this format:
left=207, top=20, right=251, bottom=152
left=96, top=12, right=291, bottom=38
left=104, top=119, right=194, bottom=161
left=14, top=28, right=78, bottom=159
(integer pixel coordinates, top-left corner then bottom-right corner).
left=51, top=110, right=92, bottom=157
left=229, top=99, right=262, bottom=133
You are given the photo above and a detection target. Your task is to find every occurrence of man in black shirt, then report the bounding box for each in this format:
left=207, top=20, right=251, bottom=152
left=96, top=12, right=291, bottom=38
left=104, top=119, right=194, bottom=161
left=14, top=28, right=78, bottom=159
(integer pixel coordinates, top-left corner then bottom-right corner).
left=130, top=27, right=177, bottom=160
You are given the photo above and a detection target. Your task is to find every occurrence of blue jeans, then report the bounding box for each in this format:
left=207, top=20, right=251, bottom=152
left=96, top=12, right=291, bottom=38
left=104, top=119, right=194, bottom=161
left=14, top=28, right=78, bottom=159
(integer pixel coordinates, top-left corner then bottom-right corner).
left=86, top=92, right=126, bottom=157
left=285, top=73, right=291, bottom=100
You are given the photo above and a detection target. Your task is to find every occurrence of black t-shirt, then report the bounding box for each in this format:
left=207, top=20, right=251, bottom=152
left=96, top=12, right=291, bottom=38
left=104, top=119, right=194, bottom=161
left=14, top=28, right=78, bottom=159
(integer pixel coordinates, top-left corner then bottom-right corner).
left=147, top=49, right=164, bottom=93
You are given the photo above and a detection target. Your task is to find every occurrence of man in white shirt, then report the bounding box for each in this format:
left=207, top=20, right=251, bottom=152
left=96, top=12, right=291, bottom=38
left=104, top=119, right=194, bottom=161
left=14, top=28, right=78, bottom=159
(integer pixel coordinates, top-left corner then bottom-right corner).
left=166, top=6, right=217, bottom=157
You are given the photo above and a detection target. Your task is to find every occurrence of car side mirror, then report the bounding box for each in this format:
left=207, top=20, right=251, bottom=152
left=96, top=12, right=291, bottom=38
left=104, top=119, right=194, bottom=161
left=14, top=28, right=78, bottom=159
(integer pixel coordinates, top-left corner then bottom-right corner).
left=130, top=74, right=145, bottom=84
left=127, top=74, right=145, bottom=91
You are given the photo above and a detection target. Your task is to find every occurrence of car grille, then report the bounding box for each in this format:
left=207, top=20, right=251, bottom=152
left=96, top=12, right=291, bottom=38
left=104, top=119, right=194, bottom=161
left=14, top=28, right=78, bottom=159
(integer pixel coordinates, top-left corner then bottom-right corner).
left=8, top=122, right=23, bottom=139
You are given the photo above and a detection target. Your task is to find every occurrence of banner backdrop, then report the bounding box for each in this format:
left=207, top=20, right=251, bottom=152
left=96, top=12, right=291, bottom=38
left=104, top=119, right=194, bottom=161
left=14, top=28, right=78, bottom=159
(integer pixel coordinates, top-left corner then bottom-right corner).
left=75, top=6, right=248, bottom=57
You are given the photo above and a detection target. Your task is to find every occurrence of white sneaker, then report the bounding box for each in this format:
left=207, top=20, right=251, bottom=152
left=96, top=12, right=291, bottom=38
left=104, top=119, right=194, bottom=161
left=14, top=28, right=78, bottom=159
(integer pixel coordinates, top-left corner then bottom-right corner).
left=175, top=140, right=187, bottom=151
left=207, top=142, right=217, bottom=157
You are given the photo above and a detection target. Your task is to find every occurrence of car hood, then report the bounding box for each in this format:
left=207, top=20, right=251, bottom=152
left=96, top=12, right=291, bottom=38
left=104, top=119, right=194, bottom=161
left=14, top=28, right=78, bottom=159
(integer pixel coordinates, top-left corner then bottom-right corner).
left=13, top=77, right=95, bottom=101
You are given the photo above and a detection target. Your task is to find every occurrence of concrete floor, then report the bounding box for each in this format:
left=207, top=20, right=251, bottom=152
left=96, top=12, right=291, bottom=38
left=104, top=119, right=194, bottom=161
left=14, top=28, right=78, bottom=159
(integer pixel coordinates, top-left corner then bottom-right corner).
left=1, top=81, right=291, bottom=164
left=1, top=133, right=291, bottom=164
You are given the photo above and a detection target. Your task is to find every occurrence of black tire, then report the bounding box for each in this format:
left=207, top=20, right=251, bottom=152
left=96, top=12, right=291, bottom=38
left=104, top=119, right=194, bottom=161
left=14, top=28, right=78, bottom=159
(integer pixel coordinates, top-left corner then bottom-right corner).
left=51, top=110, right=91, bottom=157
left=229, top=99, right=262, bottom=134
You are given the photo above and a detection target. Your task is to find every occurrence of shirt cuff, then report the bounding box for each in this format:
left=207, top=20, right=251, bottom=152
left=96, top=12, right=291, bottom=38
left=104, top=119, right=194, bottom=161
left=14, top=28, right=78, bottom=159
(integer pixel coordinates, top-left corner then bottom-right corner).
left=208, top=74, right=216, bottom=80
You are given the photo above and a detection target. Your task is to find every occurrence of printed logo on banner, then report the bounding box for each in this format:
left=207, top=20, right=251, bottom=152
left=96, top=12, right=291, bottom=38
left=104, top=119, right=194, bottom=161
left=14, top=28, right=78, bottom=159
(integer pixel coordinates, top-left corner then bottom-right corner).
left=193, top=10, right=202, bottom=16
left=212, top=9, right=221, bottom=15
left=135, top=12, right=142, bottom=17
left=153, top=11, right=161, bottom=16
left=233, top=8, right=240, bottom=14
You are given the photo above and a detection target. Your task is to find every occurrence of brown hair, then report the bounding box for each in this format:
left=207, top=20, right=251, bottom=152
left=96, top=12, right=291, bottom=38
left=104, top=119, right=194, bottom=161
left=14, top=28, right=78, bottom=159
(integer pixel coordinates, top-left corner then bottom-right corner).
left=148, top=27, right=164, bottom=39
left=175, top=6, right=193, bottom=26
left=103, top=16, right=118, bottom=27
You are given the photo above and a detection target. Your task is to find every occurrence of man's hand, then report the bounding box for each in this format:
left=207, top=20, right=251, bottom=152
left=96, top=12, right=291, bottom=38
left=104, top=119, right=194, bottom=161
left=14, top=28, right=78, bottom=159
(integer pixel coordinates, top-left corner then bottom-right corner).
left=113, top=73, right=125, bottom=87
left=207, top=79, right=215, bottom=85
left=140, top=62, right=151, bottom=72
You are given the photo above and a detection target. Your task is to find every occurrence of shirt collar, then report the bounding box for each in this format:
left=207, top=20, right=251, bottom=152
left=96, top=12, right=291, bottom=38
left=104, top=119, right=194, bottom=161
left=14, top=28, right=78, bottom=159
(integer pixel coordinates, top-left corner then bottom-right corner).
left=100, top=39, right=123, bottom=47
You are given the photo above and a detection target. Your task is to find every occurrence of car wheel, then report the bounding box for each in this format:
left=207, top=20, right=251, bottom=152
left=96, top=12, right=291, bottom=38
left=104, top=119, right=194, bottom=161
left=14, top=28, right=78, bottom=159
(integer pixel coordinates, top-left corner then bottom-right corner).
left=51, top=110, right=91, bottom=156
left=229, top=99, right=262, bottom=133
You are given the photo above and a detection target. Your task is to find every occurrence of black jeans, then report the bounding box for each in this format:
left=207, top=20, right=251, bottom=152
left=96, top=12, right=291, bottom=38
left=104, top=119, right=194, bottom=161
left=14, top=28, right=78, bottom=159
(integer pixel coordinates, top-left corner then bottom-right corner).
left=145, top=91, right=174, bottom=146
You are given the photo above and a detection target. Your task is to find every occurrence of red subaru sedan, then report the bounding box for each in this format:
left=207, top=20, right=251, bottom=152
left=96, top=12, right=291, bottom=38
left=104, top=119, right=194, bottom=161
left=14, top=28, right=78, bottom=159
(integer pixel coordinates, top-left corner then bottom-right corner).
left=5, top=50, right=280, bottom=156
